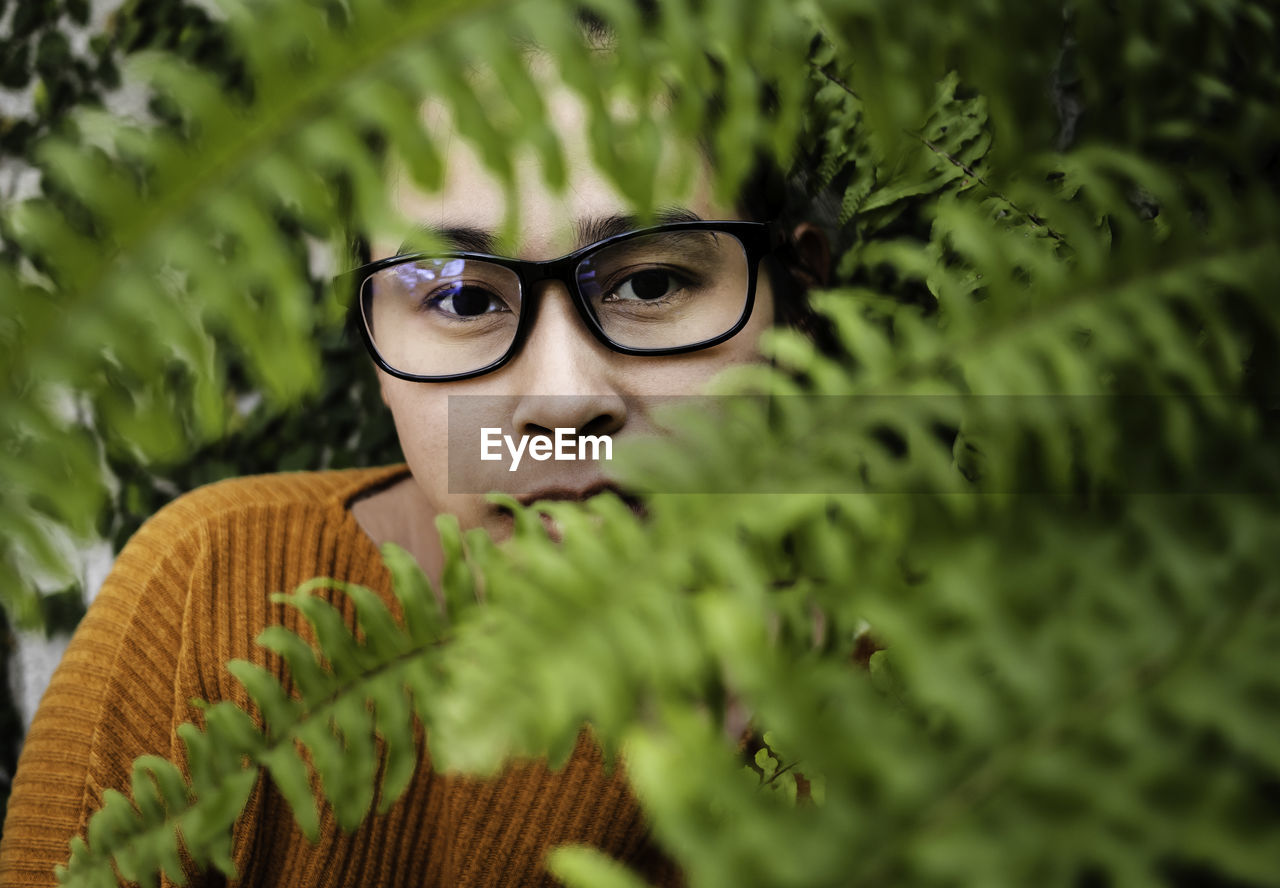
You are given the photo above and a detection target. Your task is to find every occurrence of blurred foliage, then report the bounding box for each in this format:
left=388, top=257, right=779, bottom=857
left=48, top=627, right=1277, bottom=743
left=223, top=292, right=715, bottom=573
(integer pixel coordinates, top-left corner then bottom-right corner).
left=1, top=0, right=1278, bottom=886
left=0, top=0, right=399, bottom=827
left=0, top=0, right=402, bottom=630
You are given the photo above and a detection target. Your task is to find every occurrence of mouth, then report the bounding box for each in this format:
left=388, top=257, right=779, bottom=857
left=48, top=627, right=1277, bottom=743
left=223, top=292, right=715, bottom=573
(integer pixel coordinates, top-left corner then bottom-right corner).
left=488, top=482, right=646, bottom=544
left=515, top=480, right=619, bottom=507
left=507, top=482, right=648, bottom=524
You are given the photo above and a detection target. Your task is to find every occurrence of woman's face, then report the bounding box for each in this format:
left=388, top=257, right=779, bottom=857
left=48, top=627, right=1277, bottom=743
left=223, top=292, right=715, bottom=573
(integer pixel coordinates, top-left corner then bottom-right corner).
left=371, top=79, right=776, bottom=543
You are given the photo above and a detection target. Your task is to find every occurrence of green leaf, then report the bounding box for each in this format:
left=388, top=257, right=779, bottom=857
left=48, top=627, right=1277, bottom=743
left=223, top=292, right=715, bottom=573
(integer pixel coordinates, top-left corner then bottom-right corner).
left=547, top=845, right=657, bottom=888
left=258, top=743, right=321, bottom=841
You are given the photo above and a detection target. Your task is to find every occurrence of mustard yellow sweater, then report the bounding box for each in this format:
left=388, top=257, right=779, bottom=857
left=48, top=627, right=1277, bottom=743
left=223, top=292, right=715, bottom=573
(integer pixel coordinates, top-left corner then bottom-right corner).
left=0, top=467, right=680, bottom=887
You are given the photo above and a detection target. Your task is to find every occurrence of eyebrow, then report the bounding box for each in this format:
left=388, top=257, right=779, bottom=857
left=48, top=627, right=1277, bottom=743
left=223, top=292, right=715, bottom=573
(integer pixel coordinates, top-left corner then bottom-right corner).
left=575, top=207, right=705, bottom=247
left=401, top=226, right=496, bottom=255
left=399, top=206, right=707, bottom=258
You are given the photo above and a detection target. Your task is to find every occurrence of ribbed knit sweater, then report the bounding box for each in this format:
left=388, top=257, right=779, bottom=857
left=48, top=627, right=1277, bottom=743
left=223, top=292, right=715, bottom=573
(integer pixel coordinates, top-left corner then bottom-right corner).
left=0, top=467, right=681, bottom=887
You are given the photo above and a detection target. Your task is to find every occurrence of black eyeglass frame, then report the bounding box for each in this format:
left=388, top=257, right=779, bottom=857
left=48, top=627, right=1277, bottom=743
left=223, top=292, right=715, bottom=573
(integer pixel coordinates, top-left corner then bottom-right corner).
left=346, top=220, right=780, bottom=383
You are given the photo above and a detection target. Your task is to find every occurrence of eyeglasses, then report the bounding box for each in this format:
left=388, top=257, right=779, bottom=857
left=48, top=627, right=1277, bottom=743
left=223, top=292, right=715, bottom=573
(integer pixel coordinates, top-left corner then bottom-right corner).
left=349, top=220, right=777, bottom=382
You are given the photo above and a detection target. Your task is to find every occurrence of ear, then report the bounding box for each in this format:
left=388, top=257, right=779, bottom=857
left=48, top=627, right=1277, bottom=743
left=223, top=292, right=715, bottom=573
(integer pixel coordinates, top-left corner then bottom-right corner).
left=787, top=222, right=831, bottom=288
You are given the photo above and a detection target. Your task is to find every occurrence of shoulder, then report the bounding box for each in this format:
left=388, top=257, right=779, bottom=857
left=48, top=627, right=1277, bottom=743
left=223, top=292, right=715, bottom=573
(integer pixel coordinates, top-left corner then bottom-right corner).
left=120, top=465, right=409, bottom=559
left=100, top=465, right=409, bottom=625
left=144, top=465, right=411, bottom=535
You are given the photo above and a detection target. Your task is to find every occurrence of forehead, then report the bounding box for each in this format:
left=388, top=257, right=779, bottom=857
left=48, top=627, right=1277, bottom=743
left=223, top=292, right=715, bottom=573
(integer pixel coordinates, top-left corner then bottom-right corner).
left=382, top=75, right=735, bottom=261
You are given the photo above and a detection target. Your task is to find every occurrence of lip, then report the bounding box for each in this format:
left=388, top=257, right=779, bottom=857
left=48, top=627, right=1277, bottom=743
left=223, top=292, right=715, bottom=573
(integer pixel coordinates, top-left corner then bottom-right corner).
left=511, top=481, right=648, bottom=519
left=515, top=480, right=617, bottom=507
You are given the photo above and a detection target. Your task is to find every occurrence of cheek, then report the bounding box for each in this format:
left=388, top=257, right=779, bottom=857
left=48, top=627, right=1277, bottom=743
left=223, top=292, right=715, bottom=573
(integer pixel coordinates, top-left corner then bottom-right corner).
left=381, top=381, right=447, bottom=481
left=379, top=377, right=458, bottom=508
left=378, top=374, right=519, bottom=535
left=623, top=280, right=775, bottom=398
left=381, top=380, right=447, bottom=448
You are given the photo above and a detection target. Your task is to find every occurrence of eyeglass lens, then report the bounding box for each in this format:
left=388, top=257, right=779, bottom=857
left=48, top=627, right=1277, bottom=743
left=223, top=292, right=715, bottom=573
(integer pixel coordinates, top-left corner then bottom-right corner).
left=362, top=229, right=750, bottom=378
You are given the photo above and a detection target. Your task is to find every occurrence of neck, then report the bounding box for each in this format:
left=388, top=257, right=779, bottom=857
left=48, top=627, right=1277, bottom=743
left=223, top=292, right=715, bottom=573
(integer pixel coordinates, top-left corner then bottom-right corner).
left=351, top=476, right=444, bottom=584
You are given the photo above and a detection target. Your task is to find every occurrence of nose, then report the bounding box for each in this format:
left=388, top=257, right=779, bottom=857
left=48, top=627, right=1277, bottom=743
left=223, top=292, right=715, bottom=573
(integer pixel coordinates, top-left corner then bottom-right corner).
left=509, top=282, right=628, bottom=439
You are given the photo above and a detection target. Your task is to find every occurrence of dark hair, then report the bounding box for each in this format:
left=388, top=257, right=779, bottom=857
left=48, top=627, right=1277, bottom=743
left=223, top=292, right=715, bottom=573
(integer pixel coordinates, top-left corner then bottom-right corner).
left=735, top=154, right=838, bottom=352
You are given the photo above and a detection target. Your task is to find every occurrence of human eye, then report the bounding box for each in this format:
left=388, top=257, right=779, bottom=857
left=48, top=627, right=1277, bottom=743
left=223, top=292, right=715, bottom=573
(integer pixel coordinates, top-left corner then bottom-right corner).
left=422, top=281, right=512, bottom=319
left=601, top=266, right=698, bottom=304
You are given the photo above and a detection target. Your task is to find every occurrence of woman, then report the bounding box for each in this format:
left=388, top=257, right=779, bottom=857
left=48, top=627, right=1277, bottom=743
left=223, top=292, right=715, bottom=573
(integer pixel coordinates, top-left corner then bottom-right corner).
left=0, top=53, right=826, bottom=887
